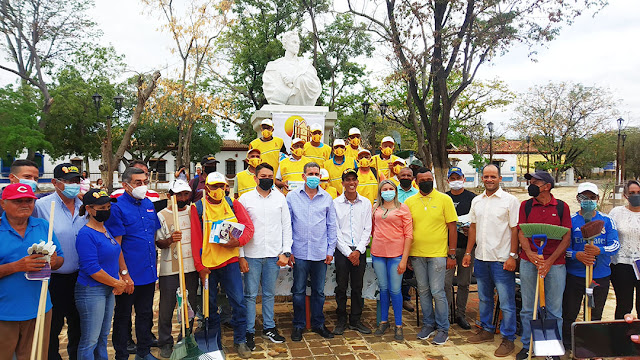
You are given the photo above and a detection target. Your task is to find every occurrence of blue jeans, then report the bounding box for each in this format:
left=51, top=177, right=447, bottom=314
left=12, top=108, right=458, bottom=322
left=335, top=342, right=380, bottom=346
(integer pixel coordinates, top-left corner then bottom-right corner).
left=372, top=255, right=404, bottom=326
left=243, top=257, right=280, bottom=333
left=75, top=283, right=115, bottom=360
left=208, top=261, right=247, bottom=345
left=474, top=259, right=517, bottom=341
left=292, top=259, right=327, bottom=329
left=412, top=256, right=449, bottom=331
left=520, top=259, right=566, bottom=347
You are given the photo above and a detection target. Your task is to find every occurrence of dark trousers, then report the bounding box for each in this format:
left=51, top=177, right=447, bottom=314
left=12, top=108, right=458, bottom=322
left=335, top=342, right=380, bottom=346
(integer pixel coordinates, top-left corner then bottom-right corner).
left=611, top=263, right=640, bottom=319
left=158, top=272, right=199, bottom=346
left=113, top=282, right=155, bottom=360
left=562, top=273, right=610, bottom=346
left=48, top=272, right=80, bottom=360
left=402, top=269, right=414, bottom=301
left=335, top=250, right=366, bottom=325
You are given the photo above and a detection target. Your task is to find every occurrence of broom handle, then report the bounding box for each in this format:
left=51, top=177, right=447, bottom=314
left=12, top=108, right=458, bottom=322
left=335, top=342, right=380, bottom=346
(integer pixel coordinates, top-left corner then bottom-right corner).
left=34, top=201, right=55, bottom=360
left=586, top=238, right=594, bottom=321
left=539, top=274, right=546, bottom=308
left=204, top=274, right=209, bottom=319
left=172, top=196, right=188, bottom=335
left=528, top=273, right=541, bottom=360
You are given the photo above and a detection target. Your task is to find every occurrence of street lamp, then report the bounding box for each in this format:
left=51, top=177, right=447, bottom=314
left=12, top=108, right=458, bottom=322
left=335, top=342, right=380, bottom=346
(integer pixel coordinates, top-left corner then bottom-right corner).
left=114, top=94, right=125, bottom=113
left=379, top=101, right=388, bottom=119
left=92, top=93, right=102, bottom=118
left=526, top=135, right=531, bottom=182
left=622, top=133, right=628, bottom=183
left=362, top=100, right=373, bottom=149
left=616, top=117, right=624, bottom=185
left=487, top=122, right=494, bottom=164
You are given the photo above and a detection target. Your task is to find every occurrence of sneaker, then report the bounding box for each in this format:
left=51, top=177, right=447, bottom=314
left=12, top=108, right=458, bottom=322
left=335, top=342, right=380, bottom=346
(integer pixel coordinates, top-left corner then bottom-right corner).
left=349, top=322, right=372, bottom=334
left=262, top=328, right=285, bottom=343
left=291, top=327, right=303, bottom=342
left=432, top=330, right=449, bottom=345
left=159, top=344, right=172, bottom=358
left=234, top=342, right=252, bottom=359
left=246, top=332, right=256, bottom=351
left=417, top=325, right=436, bottom=340
left=494, top=338, right=515, bottom=357
left=374, top=322, right=390, bottom=336
left=515, top=348, right=529, bottom=360
left=394, top=326, right=404, bottom=341
left=127, top=339, right=137, bottom=354
left=468, top=328, right=494, bottom=344
left=403, top=300, right=415, bottom=312
left=333, top=320, right=347, bottom=335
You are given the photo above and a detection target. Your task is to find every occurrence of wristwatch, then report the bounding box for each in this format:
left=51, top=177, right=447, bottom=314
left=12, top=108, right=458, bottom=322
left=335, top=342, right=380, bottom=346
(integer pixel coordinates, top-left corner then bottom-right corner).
left=120, top=269, right=129, bottom=276
left=447, top=254, right=456, bottom=260
left=509, top=252, right=518, bottom=260
left=283, top=252, right=291, bottom=258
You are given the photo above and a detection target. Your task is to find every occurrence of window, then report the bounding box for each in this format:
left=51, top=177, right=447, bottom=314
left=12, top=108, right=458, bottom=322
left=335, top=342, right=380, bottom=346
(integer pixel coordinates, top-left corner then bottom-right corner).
left=149, top=159, right=167, bottom=182
left=71, top=159, right=83, bottom=172
left=225, top=159, right=236, bottom=177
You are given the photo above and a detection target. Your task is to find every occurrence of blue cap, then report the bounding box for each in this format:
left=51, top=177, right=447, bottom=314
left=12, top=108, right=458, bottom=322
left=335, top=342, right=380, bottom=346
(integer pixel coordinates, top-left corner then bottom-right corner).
left=448, top=167, right=464, bottom=178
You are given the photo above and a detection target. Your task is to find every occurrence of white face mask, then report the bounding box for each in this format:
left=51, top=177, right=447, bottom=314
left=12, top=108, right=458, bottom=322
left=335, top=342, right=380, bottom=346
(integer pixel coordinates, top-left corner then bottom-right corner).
left=449, top=180, right=464, bottom=191
left=130, top=184, right=148, bottom=200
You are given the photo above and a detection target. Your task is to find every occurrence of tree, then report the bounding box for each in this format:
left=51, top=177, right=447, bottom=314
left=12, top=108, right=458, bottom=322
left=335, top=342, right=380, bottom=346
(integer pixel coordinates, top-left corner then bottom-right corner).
left=571, top=131, right=616, bottom=178
left=348, top=0, right=606, bottom=190
left=0, top=84, right=51, bottom=156
left=511, top=82, right=617, bottom=180
left=622, top=128, right=640, bottom=180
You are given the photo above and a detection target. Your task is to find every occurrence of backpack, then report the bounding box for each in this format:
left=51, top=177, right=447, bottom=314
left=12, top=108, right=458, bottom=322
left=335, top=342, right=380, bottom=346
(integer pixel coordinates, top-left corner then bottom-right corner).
left=523, top=198, right=565, bottom=223
left=194, top=196, right=235, bottom=228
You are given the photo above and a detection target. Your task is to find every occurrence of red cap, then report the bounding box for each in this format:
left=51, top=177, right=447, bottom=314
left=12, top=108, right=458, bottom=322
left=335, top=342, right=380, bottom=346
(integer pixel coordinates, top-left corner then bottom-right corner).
left=2, top=183, right=38, bottom=200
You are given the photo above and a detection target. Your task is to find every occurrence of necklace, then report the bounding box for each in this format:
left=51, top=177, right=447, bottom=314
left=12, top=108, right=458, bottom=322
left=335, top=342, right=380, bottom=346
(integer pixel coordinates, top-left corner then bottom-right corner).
left=418, top=196, right=432, bottom=211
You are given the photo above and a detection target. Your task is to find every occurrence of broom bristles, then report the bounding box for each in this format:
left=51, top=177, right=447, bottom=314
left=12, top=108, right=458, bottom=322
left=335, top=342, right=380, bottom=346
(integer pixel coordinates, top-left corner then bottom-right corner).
left=580, top=220, right=604, bottom=239
left=520, top=223, right=569, bottom=239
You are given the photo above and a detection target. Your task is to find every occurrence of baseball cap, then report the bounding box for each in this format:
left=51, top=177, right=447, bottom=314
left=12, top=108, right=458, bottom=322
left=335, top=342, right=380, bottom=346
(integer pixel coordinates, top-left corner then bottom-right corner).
left=171, top=179, right=192, bottom=194
left=358, top=149, right=371, bottom=157
left=320, top=168, right=330, bottom=181
left=310, top=123, right=323, bottom=132
left=195, top=163, right=202, bottom=169
left=2, top=183, right=38, bottom=200
left=82, top=188, right=117, bottom=206
left=393, top=158, right=406, bottom=166
left=577, top=182, right=598, bottom=195
left=348, top=128, right=361, bottom=136
left=53, top=163, right=82, bottom=180
left=410, top=159, right=423, bottom=167
left=333, top=139, right=346, bottom=147
left=342, top=168, right=358, bottom=181
left=525, top=170, right=555, bottom=189
left=448, top=167, right=464, bottom=178
left=381, top=136, right=395, bottom=145
left=201, top=155, right=219, bottom=165
left=291, top=138, right=305, bottom=146
left=247, top=148, right=261, bottom=156
left=206, top=172, right=227, bottom=185
left=261, top=119, right=274, bottom=127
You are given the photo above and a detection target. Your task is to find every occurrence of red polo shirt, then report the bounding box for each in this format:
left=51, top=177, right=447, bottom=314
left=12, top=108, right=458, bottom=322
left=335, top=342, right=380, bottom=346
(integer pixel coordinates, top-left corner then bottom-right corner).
left=518, top=195, right=571, bottom=265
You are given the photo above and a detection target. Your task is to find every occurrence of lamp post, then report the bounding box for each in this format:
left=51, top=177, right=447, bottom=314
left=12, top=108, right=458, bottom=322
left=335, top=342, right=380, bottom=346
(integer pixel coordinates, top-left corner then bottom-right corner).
left=379, top=101, right=388, bottom=119
left=526, top=135, right=531, bottom=182
left=487, top=122, right=494, bottom=164
left=362, top=100, right=372, bottom=149
left=615, top=117, right=624, bottom=185
left=622, top=133, right=628, bottom=183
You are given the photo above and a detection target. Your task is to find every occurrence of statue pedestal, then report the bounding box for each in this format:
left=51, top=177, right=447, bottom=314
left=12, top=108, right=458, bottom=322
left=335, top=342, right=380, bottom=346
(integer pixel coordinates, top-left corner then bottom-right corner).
left=251, top=105, right=337, bottom=143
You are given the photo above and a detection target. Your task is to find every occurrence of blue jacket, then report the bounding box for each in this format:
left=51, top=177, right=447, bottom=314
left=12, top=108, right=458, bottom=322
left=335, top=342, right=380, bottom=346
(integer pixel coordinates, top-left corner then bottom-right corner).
left=566, top=211, right=619, bottom=279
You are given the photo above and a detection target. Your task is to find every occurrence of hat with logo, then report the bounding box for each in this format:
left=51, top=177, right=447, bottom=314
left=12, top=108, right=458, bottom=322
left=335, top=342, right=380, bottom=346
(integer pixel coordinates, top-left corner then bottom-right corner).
left=201, top=155, right=219, bottom=166
left=82, top=188, right=117, bottom=206
left=171, top=179, right=192, bottom=194
left=342, top=168, right=358, bottom=181
left=577, top=182, right=598, bottom=196
left=2, top=183, right=38, bottom=200
left=448, top=167, right=464, bottom=178
left=53, top=163, right=82, bottom=180
left=206, top=172, right=227, bottom=185
left=261, top=119, right=274, bottom=127
left=348, top=128, right=361, bottom=136
left=525, top=170, right=555, bottom=189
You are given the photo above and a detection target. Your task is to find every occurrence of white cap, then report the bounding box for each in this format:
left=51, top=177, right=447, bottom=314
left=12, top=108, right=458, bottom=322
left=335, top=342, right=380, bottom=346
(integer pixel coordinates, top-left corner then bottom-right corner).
left=358, top=149, right=371, bottom=157
left=577, top=182, right=599, bottom=195
left=171, top=179, right=192, bottom=193
left=320, top=168, right=329, bottom=180
left=392, top=158, right=406, bottom=166
left=261, top=119, right=274, bottom=127
left=381, top=136, right=395, bottom=144
left=247, top=148, right=261, bottom=156
left=291, top=138, right=305, bottom=146
left=333, top=139, right=346, bottom=147
left=348, top=128, right=361, bottom=136
left=310, top=123, right=323, bottom=132
left=206, top=172, right=227, bottom=185
left=195, top=162, right=202, bottom=169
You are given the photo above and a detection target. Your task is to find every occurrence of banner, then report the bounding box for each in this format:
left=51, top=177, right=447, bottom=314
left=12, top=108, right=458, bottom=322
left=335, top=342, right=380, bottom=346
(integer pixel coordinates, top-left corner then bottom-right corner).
left=271, top=113, right=326, bottom=149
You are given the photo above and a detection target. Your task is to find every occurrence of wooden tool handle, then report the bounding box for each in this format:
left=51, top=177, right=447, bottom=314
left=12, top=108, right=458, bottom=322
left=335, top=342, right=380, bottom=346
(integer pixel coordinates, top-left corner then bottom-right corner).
left=172, top=196, right=189, bottom=332
left=539, top=275, right=546, bottom=308
left=204, top=274, right=209, bottom=318
left=33, top=202, right=55, bottom=360
left=528, top=273, right=541, bottom=360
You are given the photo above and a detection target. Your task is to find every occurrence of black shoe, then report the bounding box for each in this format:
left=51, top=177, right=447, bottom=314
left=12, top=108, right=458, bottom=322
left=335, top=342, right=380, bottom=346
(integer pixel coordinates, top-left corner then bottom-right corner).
left=262, top=327, right=285, bottom=343
left=159, top=344, right=172, bottom=358
left=150, top=336, right=159, bottom=348
left=312, top=325, right=335, bottom=339
left=127, top=339, right=137, bottom=354
left=291, top=327, right=303, bottom=342
left=515, top=348, right=529, bottom=360
left=246, top=332, right=255, bottom=350
left=349, top=322, right=372, bottom=334
left=456, top=316, right=471, bottom=330
left=333, top=321, right=347, bottom=335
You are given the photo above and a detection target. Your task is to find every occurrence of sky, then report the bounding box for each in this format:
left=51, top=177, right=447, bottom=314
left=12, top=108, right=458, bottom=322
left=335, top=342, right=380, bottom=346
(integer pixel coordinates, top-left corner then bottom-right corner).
left=1, top=0, right=638, bottom=139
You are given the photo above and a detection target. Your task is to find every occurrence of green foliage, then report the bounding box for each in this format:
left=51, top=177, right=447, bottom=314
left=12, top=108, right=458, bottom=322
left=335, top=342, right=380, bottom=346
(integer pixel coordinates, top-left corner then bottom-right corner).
left=191, top=121, right=223, bottom=163
left=469, top=153, right=489, bottom=172
left=0, top=85, right=51, bottom=156
left=572, top=131, right=617, bottom=178
left=621, top=128, right=640, bottom=180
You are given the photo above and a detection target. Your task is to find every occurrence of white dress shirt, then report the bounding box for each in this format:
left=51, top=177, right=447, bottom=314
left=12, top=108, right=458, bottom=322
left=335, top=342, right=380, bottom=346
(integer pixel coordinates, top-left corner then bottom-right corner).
left=333, top=193, right=372, bottom=257
left=238, top=187, right=293, bottom=258
left=469, top=187, right=520, bottom=262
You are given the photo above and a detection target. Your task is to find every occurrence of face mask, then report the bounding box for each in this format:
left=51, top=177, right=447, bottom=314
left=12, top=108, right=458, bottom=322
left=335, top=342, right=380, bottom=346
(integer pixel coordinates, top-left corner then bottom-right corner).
left=177, top=200, right=190, bottom=208
left=130, top=185, right=148, bottom=200
left=528, top=184, right=540, bottom=197
left=350, top=137, right=360, bottom=147
left=258, top=178, right=273, bottom=191
left=248, top=158, right=261, bottom=168
left=19, top=178, right=37, bottom=193
left=292, top=148, right=304, bottom=157
left=312, top=134, right=322, bottom=143
left=399, top=178, right=412, bottom=189
left=204, top=166, right=216, bottom=174
left=306, top=176, right=320, bottom=189
left=381, top=147, right=393, bottom=156
left=60, top=183, right=81, bottom=199
left=358, top=158, right=370, bottom=168
left=629, top=194, right=640, bottom=207
left=393, top=165, right=403, bottom=175
left=334, top=148, right=345, bottom=157
left=418, top=180, right=434, bottom=194
left=449, top=180, right=464, bottom=191
left=320, top=182, right=328, bottom=190
left=208, top=188, right=225, bottom=201
left=381, top=190, right=396, bottom=202
left=93, top=209, right=111, bottom=222
left=580, top=200, right=597, bottom=213
left=261, top=129, right=273, bottom=139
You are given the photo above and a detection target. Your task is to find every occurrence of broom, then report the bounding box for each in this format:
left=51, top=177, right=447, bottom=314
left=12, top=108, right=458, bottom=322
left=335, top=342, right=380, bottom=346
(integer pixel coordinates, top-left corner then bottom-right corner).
left=580, top=219, right=605, bottom=321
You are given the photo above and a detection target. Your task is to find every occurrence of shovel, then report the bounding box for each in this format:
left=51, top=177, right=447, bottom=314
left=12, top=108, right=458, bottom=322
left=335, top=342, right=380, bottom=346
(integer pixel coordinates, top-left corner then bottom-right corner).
left=195, top=274, right=223, bottom=354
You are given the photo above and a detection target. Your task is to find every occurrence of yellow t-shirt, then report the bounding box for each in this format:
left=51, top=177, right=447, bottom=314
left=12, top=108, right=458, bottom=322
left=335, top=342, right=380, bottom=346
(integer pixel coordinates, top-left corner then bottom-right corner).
left=249, top=137, right=284, bottom=174
left=357, top=169, right=378, bottom=205
left=345, top=145, right=362, bottom=160
left=303, top=142, right=331, bottom=167
left=404, top=190, right=458, bottom=257
left=323, top=156, right=357, bottom=195
left=234, top=170, right=255, bottom=197
left=202, top=198, right=239, bottom=268
left=372, top=154, right=400, bottom=180
left=390, top=176, right=399, bottom=187
left=279, top=156, right=311, bottom=183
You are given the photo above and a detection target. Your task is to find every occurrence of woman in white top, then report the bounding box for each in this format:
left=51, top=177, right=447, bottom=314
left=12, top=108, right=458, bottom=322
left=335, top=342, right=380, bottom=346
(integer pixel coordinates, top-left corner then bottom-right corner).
left=610, top=180, right=640, bottom=319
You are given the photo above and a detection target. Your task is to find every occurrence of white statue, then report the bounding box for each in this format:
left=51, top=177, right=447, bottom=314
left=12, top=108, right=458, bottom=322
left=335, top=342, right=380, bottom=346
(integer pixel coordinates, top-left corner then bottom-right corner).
left=262, top=31, right=322, bottom=106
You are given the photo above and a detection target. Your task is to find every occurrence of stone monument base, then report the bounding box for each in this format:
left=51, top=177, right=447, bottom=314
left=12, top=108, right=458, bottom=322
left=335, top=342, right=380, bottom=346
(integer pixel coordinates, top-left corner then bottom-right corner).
left=250, top=105, right=337, bottom=143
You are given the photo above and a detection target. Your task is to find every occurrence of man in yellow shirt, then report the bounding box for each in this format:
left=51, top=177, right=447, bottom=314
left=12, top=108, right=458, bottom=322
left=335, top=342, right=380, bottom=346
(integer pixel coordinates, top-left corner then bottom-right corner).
left=404, top=167, right=458, bottom=345
left=303, top=123, right=331, bottom=166
left=249, top=119, right=286, bottom=174
left=324, top=139, right=357, bottom=195
left=388, top=158, right=406, bottom=186
left=276, top=138, right=311, bottom=193
left=319, top=168, right=338, bottom=199
left=372, top=136, right=400, bottom=179
left=355, top=149, right=379, bottom=205
left=345, top=128, right=363, bottom=159
left=233, top=149, right=262, bottom=199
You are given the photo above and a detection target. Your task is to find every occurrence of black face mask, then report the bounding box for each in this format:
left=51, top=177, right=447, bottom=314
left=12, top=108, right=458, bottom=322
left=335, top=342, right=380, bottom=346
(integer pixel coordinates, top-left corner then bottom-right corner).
left=204, top=166, right=216, bottom=174
left=93, top=209, right=111, bottom=223
left=418, top=180, right=434, bottom=194
left=177, top=200, right=190, bottom=209
left=258, top=178, right=274, bottom=191
left=528, top=184, right=540, bottom=197
left=399, top=178, right=413, bottom=189
left=629, top=194, right=640, bottom=207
